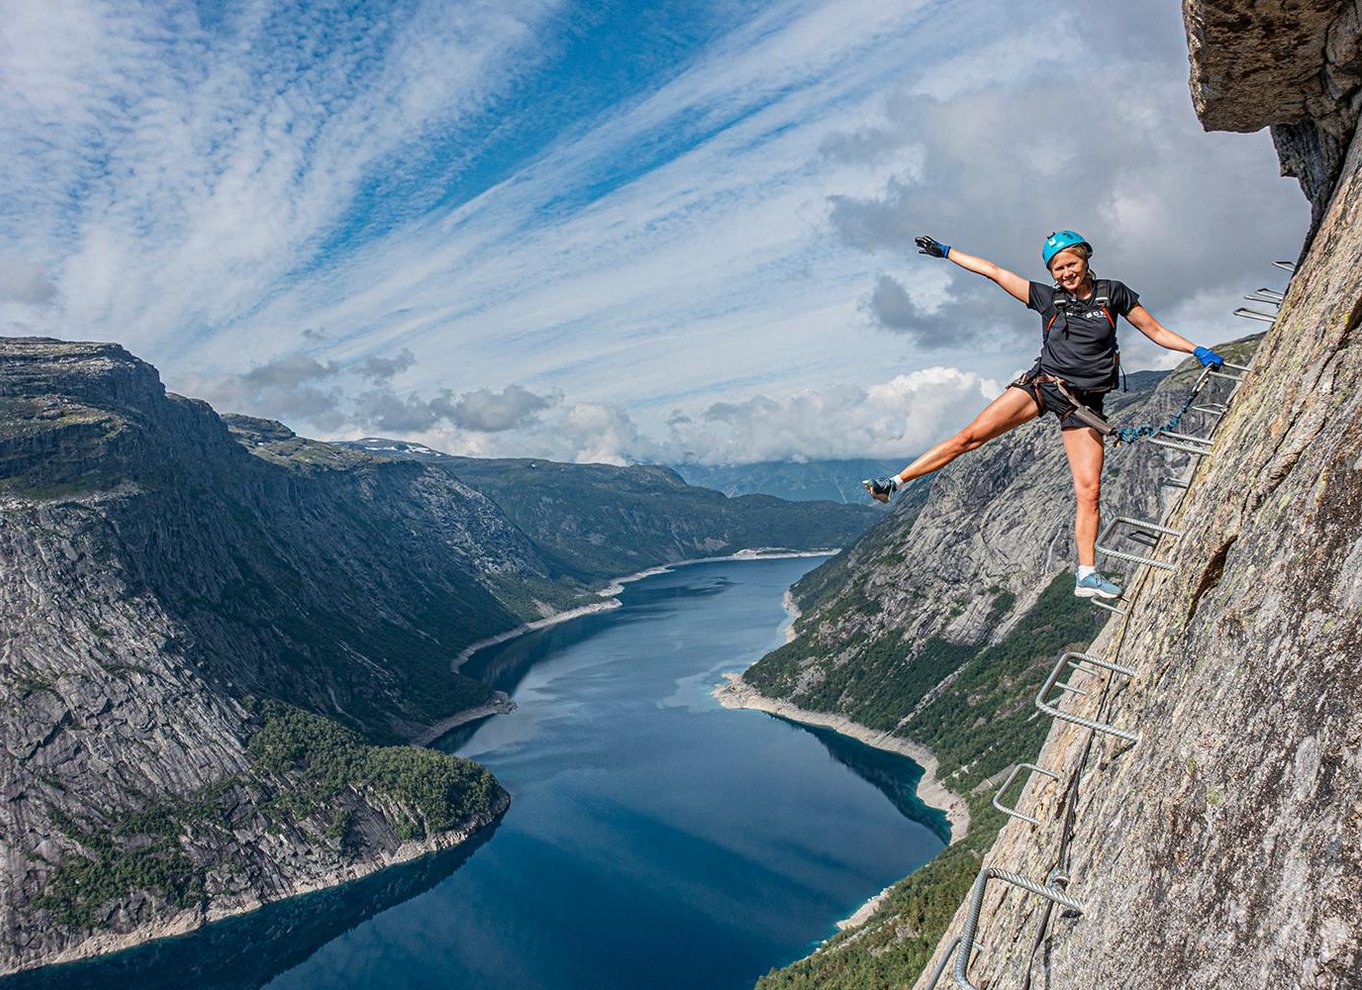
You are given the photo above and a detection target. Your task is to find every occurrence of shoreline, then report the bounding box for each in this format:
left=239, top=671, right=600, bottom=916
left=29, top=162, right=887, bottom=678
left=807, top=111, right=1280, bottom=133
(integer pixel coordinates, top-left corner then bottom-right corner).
left=447, top=547, right=839, bottom=677
left=712, top=674, right=970, bottom=843
left=449, top=601, right=622, bottom=673
left=14, top=795, right=509, bottom=977
left=411, top=691, right=518, bottom=748
left=713, top=674, right=970, bottom=935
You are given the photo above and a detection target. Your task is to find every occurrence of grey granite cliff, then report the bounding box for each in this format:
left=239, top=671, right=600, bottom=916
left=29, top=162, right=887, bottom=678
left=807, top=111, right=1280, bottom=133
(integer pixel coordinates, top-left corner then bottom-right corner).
left=750, top=10, right=1359, bottom=989
left=903, top=7, right=1362, bottom=987
left=0, top=340, right=535, bottom=973
left=1186, top=0, right=1362, bottom=234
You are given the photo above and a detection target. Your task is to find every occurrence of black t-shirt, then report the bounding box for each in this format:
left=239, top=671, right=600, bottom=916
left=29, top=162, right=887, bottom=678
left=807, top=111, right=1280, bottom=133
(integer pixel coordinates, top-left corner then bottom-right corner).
left=1026, top=279, right=1140, bottom=391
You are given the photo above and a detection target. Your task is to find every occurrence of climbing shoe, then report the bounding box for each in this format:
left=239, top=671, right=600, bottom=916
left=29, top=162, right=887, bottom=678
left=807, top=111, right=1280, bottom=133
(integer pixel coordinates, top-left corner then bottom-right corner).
left=863, top=476, right=899, bottom=503
left=1074, top=572, right=1122, bottom=599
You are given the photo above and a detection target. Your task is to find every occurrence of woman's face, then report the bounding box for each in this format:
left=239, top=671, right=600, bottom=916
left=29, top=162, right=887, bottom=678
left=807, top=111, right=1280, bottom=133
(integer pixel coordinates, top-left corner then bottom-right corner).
left=1048, top=249, right=1089, bottom=292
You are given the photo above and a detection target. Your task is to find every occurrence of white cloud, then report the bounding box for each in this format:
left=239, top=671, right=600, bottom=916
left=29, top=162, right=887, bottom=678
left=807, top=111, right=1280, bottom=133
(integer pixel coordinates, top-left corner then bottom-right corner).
left=391, top=366, right=1003, bottom=466
left=0, top=256, right=57, bottom=305
left=0, top=0, right=1308, bottom=467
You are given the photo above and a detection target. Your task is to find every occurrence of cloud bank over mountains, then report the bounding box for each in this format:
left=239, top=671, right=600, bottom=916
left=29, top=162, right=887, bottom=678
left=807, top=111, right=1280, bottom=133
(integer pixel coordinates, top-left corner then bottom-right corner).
left=199, top=354, right=997, bottom=465
left=1, top=0, right=1306, bottom=466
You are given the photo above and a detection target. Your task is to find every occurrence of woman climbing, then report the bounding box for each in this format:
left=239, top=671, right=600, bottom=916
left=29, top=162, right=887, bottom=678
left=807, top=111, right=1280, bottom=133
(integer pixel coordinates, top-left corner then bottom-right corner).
left=863, top=230, right=1224, bottom=600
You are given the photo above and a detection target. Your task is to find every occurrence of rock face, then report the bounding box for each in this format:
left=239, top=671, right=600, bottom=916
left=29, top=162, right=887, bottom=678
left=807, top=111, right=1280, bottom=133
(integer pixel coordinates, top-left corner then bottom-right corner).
left=0, top=339, right=872, bottom=974
left=0, top=341, right=539, bottom=973
left=1185, top=0, right=1362, bottom=228
left=906, top=15, right=1362, bottom=989
left=742, top=362, right=1230, bottom=733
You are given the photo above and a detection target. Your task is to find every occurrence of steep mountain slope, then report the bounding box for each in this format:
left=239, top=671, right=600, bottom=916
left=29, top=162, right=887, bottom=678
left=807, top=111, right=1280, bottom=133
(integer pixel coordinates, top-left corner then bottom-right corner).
left=0, top=339, right=873, bottom=975
left=0, top=341, right=544, bottom=973
left=336, top=444, right=881, bottom=580
left=429, top=455, right=879, bottom=579
left=759, top=4, right=1362, bottom=987
left=740, top=348, right=1261, bottom=987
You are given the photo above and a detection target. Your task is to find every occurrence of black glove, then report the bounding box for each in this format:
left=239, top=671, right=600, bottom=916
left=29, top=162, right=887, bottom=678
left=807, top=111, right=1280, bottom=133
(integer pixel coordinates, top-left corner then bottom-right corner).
left=914, top=235, right=951, bottom=259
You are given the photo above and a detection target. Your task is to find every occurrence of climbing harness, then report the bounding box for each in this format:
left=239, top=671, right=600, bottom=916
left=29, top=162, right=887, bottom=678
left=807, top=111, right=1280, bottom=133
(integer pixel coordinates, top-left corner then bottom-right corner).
left=1014, top=361, right=1229, bottom=449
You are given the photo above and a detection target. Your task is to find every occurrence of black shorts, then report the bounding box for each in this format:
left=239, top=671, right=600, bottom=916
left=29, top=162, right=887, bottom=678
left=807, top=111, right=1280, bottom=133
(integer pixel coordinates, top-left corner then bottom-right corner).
left=1008, top=367, right=1107, bottom=431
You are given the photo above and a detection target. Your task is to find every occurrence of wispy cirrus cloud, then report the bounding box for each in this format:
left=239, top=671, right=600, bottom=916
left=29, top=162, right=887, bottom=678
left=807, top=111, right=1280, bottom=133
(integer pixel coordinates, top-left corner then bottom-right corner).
left=0, top=0, right=1308, bottom=465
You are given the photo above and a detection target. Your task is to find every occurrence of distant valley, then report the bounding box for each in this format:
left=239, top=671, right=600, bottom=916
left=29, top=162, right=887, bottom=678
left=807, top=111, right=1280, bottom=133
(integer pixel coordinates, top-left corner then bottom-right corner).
left=0, top=338, right=875, bottom=975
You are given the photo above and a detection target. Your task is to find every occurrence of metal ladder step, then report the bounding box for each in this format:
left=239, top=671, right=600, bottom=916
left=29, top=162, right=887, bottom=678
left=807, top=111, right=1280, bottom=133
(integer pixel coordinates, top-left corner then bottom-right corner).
left=1096, top=516, right=1184, bottom=571
left=1036, top=651, right=1140, bottom=742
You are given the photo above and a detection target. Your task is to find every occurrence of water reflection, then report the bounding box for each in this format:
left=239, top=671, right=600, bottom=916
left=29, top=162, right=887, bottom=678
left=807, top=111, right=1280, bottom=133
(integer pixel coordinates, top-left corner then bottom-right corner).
left=0, top=826, right=499, bottom=990
left=797, top=723, right=951, bottom=844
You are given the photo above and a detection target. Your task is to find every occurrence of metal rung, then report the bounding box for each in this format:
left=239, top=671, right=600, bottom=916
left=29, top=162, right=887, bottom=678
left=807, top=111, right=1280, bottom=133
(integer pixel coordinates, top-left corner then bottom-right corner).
left=1190, top=403, right=1228, bottom=416
left=1157, top=429, right=1214, bottom=448
left=1233, top=307, right=1275, bottom=323
left=1253, top=286, right=1286, bottom=301
left=1273, top=260, right=1296, bottom=273
left=1036, top=651, right=1140, bottom=742
left=1243, top=292, right=1281, bottom=307
left=992, top=763, right=1061, bottom=826
left=1104, top=516, right=1184, bottom=538
left=1096, top=516, right=1184, bottom=572
left=926, top=936, right=983, bottom=990
left=1209, top=360, right=1252, bottom=384
left=953, top=867, right=1085, bottom=989
left=1091, top=597, right=1127, bottom=615
left=1148, top=433, right=1213, bottom=456
left=1161, top=476, right=1190, bottom=489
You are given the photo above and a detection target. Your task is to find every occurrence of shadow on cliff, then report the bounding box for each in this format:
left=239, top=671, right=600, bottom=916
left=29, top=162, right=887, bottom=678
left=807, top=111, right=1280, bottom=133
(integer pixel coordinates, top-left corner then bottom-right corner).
left=0, top=823, right=500, bottom=990
left=780, top=719, right=953, bottom=846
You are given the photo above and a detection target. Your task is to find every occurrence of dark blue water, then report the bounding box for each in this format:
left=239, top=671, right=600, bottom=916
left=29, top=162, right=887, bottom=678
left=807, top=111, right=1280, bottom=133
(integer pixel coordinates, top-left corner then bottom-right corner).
left=8, top=557, right=946, bottom=990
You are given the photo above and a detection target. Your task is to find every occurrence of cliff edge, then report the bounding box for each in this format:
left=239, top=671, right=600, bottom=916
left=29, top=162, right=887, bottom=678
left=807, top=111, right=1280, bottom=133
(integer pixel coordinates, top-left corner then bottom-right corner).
left=909, top=7, right=1362, bottom=987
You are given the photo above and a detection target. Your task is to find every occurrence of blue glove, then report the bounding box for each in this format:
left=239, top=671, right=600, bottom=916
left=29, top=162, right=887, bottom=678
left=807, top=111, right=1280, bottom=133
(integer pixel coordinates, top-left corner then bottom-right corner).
left=1193, top=345, right=1224, bottom=368
left=914, top=235, right=951, bottom=259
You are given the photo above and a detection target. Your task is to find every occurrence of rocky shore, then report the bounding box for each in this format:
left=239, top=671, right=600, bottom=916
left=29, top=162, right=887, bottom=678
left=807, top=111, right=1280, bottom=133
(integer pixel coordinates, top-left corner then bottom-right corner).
left=712, top=674, right=970, bottom=843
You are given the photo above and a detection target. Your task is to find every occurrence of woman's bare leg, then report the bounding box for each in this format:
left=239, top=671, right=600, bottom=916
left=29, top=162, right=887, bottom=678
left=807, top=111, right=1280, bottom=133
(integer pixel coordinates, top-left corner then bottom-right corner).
left=1061, top=425, right=1105, bottom=566
left=892, top=387, right=1040, bottom=484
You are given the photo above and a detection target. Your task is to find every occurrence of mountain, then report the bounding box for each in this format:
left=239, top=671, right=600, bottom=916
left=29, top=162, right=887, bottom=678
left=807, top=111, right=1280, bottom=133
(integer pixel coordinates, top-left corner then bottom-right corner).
left=337, top=444, right=882, bottom=581
left=669, top=459, right=905, bottom=503
left=736, top=339, right=1278, bottom=988
left=0, top=340, right=873, bottom=975
left=748, top=4, right=1362, bottom=985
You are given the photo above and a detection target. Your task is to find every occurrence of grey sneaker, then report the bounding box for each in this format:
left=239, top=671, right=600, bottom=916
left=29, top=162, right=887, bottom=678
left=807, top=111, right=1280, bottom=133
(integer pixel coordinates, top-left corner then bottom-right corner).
left=863, top=476, right=898, bottom=503
left=1074, top=572, right=1122, bottom=599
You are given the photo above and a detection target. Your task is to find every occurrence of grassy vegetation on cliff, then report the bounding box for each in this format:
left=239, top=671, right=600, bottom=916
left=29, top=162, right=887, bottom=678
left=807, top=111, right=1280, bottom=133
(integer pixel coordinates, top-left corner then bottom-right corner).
left=750, top=573, right=1104, bottom=989
left=245, top=700, right=503, bottom=838
left=35, top=702, right=504, bottom=932
left=33, top=808, right=202, bottom=930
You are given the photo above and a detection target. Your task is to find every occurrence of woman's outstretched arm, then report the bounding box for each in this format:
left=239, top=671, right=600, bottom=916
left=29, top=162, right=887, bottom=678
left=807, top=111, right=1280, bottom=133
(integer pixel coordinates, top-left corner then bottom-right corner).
left=1124, top=305, right=1195, bottom=351
left=1126, top=305, right=1225, bottom=367
left=914, top=235, right=1030, bottom=303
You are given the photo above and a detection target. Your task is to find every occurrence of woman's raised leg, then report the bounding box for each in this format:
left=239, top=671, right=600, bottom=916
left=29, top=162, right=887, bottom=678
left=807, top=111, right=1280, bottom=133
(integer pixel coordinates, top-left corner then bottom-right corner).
left=892, top=387, right=1040, bottom=484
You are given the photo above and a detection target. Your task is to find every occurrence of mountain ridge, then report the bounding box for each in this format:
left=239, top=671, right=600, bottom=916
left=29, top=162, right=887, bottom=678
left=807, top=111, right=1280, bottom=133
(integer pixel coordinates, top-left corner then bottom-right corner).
left=0, top=338, right=873, bottom=974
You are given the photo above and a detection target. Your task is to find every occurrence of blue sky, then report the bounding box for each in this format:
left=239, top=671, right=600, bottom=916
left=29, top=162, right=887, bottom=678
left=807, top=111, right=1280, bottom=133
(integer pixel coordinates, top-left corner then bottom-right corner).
left=0, top=0, right=1308, bottom=464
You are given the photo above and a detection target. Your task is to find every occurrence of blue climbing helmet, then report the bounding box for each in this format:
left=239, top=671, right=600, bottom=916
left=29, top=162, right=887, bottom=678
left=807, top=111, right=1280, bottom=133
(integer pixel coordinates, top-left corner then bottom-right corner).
left=1042, top=230, right=1091, bottom=269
